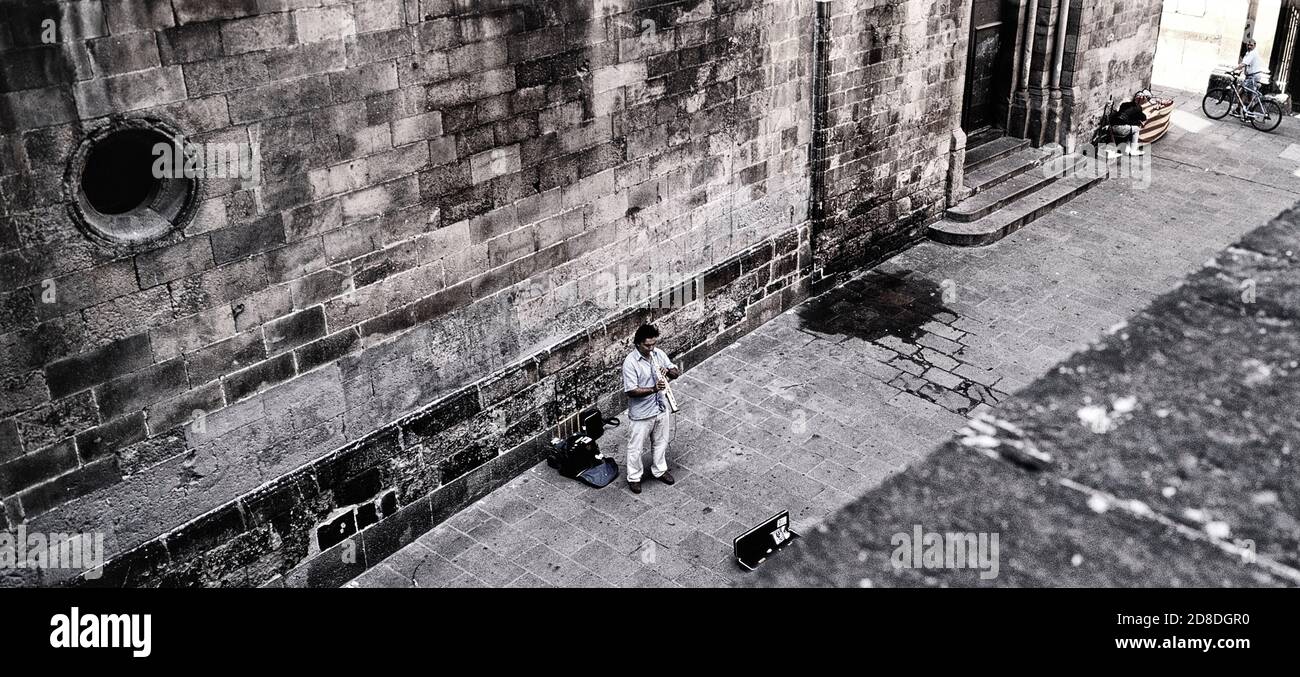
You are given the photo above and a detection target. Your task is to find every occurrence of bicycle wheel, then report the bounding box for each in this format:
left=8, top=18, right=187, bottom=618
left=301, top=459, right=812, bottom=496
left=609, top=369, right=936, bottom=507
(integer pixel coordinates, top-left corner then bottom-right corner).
left=1249, top=100, right=1285, bottom=132
left=1202, top=89, right=1234, bottom=119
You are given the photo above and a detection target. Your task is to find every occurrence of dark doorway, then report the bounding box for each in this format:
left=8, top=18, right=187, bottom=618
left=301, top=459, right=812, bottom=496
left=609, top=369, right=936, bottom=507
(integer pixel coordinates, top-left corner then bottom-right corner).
left=1270, top=0, right=1300, bottom=101
left=962, top=0, right=1017, bottom=133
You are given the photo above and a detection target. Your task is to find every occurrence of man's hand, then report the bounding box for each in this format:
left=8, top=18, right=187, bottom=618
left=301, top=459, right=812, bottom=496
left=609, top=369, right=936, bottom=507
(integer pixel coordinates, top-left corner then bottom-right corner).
left=655, top=377, right=667, bottom=392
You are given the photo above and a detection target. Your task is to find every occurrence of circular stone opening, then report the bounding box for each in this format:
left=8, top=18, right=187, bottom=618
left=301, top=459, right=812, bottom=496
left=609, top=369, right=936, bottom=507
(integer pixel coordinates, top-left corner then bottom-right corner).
left=81, top=128, right=168, bottom=215
left=66, top=119, right=198, bottom=247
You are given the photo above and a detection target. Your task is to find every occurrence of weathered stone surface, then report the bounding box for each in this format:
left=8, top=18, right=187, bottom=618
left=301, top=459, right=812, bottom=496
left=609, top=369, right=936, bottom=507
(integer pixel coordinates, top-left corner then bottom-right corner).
left=94, top=358, right=190, bottom=421
left=1, top=0, right=1169, bottom=588
left=136, top=237, right=215, bottom=289
left=755, top=207, right=1300, bottom=587
left=0, top=439, right=79, bottom=496
left=44, top=333, right=151, bottom=399
left=360, top=88, right=1300, bottom=588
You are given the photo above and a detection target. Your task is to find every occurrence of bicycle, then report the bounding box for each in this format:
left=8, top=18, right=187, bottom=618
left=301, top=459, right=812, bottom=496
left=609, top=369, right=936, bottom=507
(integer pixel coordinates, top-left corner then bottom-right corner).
left=1202, top=72, right=1285, bottom=132
left=1089, top=95, right=1117, bottom=146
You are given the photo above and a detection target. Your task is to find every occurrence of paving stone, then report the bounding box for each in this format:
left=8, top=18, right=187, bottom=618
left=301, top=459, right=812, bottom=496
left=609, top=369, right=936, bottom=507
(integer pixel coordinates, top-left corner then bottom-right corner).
left=444, top=506, right=494, bottom=533
left=516, top=508, right=593, bottom=556
left=415, top=526, right=475, bottom=561
left=570, top=506, right=650, bottom=556
left=451, top=543, right=524, bottom=587
left=465, top=517, right=542, bottom=562
left=477, top=491, right=538, bottom=525
left=350, top=563, right=414, bottom=588
left=506, top=572, right=550, bottom=588
left=570, top=540, right=636, bottom=584
left=408, top=549, right=469, bottom=588
left=515, top=543, right=596, bottom=586
left=619, top=567, right=678, bottom=588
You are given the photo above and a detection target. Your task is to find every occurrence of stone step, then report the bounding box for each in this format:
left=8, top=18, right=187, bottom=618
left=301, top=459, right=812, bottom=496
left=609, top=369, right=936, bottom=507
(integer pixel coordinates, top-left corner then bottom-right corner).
left=964, top=146, right=1048, bottom=196
left=965, top=126, right=1005, bottom=149
left=947, top=169, right=1059, bottom=223
left=965, top=136, right=1030, bottom=171
left=928, top=170, right=1103, bottom=247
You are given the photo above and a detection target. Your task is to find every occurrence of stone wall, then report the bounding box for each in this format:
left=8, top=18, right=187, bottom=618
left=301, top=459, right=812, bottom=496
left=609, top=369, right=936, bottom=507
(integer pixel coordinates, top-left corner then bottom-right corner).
left=1063, top=0, right=1165, bottom=149
left=0, top=0, right=1147, bottom=588
left=1006, top=0, right=1164, bottom=150
left=809, top=0, right=969, bottom=286
left=0, top=0, right=817, bottom=586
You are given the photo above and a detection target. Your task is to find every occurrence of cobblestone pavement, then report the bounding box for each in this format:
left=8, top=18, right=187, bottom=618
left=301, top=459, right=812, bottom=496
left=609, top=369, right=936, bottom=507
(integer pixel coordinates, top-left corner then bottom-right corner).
left=754, top=200, right=1300, bottom=587
left=351, top=89, right=1300, bottom=587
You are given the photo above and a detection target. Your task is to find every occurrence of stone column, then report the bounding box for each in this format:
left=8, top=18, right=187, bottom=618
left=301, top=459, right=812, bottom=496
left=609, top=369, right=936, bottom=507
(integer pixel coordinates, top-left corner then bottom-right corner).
left=1005, top=0, right=1031, bottom=131
left=1010, top=0, right=1074, bottom=146
left=1045, top=0, right=1071, bottom=146
left=1009, top=0, right=1040, bottom=139
left=946, top=128, right=968, bottom=207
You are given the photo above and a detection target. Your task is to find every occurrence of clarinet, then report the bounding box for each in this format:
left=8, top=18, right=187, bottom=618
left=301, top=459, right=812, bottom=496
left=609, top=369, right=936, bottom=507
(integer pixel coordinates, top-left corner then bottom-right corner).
left=654, top=353, right=681, bottom=413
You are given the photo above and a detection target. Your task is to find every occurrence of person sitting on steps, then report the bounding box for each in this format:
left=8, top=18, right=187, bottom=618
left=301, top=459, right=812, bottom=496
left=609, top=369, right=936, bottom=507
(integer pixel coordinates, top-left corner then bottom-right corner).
left=1105, top=98, right=1148, bottom=158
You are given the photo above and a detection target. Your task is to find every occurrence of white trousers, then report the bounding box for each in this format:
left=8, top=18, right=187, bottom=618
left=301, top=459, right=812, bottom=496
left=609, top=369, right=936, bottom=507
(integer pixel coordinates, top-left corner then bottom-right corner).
left=626, top=411, right=671, bottom=482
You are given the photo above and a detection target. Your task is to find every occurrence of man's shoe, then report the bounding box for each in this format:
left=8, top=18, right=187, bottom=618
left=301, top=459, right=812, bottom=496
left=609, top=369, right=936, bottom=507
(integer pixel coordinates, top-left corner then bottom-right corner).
left=628, top=481, right=641, bottom=494
left=654, top=471, right=675, bottom=485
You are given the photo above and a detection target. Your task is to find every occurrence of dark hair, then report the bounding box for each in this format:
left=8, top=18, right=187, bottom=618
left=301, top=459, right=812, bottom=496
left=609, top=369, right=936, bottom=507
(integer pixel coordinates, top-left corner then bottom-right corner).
left=633, top=324, right=659, bottom=345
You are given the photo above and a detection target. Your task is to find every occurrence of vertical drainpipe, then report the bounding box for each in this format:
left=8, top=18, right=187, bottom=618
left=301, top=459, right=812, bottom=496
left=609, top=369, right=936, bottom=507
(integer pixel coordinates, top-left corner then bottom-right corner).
left=809, top=0, right=833, bottom=241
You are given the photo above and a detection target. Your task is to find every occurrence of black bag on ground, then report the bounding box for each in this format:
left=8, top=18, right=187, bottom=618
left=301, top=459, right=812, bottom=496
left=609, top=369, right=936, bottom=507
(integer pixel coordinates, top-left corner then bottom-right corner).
left=579, top=407, right=620, bottom=440
left=549, top=434, right=599, bottom=478
left=548, top=410, right=621, bottom=486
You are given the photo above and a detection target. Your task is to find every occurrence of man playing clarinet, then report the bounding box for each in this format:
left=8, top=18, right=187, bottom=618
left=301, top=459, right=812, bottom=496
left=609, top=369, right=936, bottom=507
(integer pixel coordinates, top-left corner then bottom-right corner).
left=621, top=324, right=680, bottom=494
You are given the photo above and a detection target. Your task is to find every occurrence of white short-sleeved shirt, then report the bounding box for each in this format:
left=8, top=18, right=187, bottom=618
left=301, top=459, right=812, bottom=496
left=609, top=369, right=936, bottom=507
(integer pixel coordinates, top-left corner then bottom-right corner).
left=1243, top=49, right=1264, bottom=77
left=622, top=347, right=677, bottom=421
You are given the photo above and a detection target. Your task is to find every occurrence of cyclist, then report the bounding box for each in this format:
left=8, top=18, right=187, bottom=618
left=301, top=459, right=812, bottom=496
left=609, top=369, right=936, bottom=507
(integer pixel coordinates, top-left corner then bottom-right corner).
left=1233, top=38, right=1266, bottom=118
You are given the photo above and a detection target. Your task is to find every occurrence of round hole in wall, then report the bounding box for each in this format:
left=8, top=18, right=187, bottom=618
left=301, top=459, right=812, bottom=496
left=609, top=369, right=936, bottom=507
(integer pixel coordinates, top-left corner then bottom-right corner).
left=65, top=118, right=198, bottom=247
left=80, top=128, right=167, bottom=215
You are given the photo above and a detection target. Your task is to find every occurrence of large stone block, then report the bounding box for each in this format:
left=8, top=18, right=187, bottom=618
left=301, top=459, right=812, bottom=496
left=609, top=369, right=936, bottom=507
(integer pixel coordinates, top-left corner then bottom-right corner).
left=94, top=358, right=189, bottom=420
left=136, top=237, right=216, bottom=289
left=221, top=12, right=296, bottom=55
left=0, top=439, right=79, bottom=496
left=211, top=215, right=287, bottom=265
left=104, top=0, right=175, bottom=34
left=264, top=306, right=326, bottom=355
left=223, top=352, right=296, bottom=403
left=44, top=333, right=152, bottom=399
left=469, top=144, right=521, bottom=185
left=185, top=331, right=268, bottom=385
left=295, top=5, right=356, bottom=44
left=228, top=74, right=334, bottom=124
left=87, top=32, right=162, bottom=76
left=72, top=66, right=187, bottom=119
